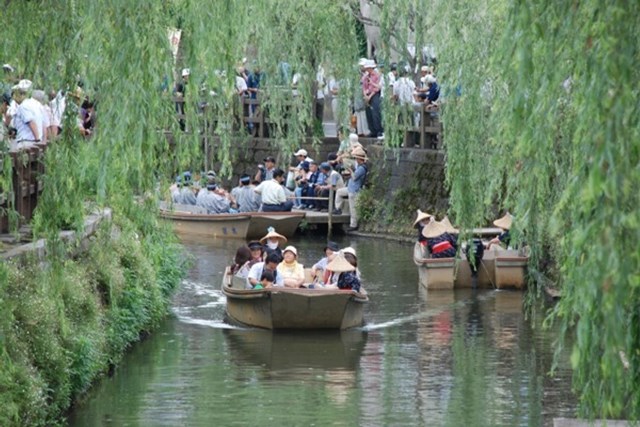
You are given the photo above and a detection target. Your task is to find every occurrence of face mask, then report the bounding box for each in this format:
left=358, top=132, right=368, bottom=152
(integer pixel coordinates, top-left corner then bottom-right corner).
left=267, top=240, right=278, bottom=249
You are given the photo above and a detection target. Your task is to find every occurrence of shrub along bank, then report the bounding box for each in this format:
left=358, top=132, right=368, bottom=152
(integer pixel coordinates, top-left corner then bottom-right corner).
left=0, top=211, right=187, bottom=426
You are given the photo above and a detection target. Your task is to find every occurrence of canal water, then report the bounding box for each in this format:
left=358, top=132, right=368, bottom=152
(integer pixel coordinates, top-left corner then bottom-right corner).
left=68, top=235, right=577, bottom=426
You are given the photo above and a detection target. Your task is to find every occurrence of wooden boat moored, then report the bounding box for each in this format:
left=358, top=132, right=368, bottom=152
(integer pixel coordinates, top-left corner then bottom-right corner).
left=414, top=242, right=456, bottom=290
left=159, top=201, right=251, bottom=239
left=246, top=211, right=306, bottom=239
left=221, top=268, right=369, bottom=329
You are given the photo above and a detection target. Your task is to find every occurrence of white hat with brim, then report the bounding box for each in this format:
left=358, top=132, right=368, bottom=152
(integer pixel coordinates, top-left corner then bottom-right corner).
left=283, top=245, right=298, bottom=257
left=420, top=65, right=429, bottom=72
left=294, top=149, right=308, bottom=157
left=349, top=133, right=359, bottom=143
left=352, top=147, right=368, bottom=160
left=413, top=209, right=433, bottom=227
left=342, top=247, right=357, bottom=258
left=493, top=213, right=513, bottom=230
left=326, top=253, right=356, bottom=273
left=12, top=79, right=32, bottom=92
left=364, top=60, right=376, bottom=69
left=440, top=216, right=459, bottom=234
left=358, top=58, right=368, bottom=66
left=421, top=221, right=448, bottom=239
left=259, top=228, right=287, bottom=244
left=2, top=64, right=15, bottom=72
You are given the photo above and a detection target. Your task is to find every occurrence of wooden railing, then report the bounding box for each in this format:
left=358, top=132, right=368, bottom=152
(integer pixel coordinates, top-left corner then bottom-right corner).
left=0, top=144, right=46, bottom=234
left=173, top=95, right=443, bottom=147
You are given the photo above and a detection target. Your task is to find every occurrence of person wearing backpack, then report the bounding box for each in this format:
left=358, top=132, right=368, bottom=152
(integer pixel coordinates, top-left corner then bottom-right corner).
left=346, top=147, right=369, bottom=231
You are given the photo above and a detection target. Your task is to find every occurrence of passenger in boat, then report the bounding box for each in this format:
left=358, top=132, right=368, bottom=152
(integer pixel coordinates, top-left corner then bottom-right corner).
left=486, top=212, right=512, bottom=250
left=196, top=183, right=237, bottom=214
left=413, top=209, right=433, bottom=244
left=259, top=227, right=287, bottom=259
left=246, top=252, right=284, bottom=289
left=277, top=246, right=305, bottom=288
left=230, top=246, right=252, bottom=279
left=439, top=216, right=459, bottom=250
left=421, top=221, right=457, bottom=259
left=323, top=252, right=361, bottom=293
left=254, top=269, right=275, bottom=290
left=178, top=171, right=197, bottom=205
left=231, top=174, right=260, bottom=212
left=254, top=168, right=294, bottom=212
left=247, top=240, right=265, bottom=266
left=311, top=241, right=339, bottom=283
left=341, top=247, right=361, bottom=279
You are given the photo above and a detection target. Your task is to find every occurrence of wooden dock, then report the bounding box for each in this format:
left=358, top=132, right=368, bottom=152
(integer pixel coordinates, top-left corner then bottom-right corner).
left=299, top=209, right=351, bottom=225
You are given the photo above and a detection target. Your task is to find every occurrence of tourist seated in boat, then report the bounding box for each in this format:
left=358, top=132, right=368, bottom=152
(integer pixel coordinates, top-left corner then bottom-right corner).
left=230, top=245, right=252, bottom=279
left=413, top=209, right=433, bottom=244
left=277, top=245, right=305, bottom=288
left=322, top=252, right=361, bottom=293
left=421, top=221, right=457, bottom=258
left=231, top=174, right=261, bottom=212
left=439, top=216, right=459, bottom=250
left=254, top=168, right=294, bottom=212
left=247, top=240, right=265, bottom=266
left=246, top=252, right=284, bottom=289
left=172, top=171, right=197, bottom=205
left=195, top=183, right=238, bottom=214
left=259, top=227, right=287, bottom=259
left=311, top=241, right=339, bottom=283
left=486, top=212, right=512, bottom=250
left=253, top=269, right=275, bottom=290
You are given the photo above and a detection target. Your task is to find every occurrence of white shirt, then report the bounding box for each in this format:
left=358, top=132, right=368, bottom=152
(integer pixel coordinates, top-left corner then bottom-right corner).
left=393, top=77, right=417, bottom=105
left=235, top=75, right=247, bottom=95
left=316, top=66, right=325, bottom=99
left=50, top=93, right=66, bottom=127
left=14, top=98, right=43, bottom=142
left=254, top=179, right=286, bottom=205
left=246, top=261, right=284, bottom=289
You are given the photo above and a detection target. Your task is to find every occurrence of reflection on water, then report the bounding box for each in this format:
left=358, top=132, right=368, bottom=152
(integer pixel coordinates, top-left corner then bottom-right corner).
left=68, top=235, right=576, bottom=426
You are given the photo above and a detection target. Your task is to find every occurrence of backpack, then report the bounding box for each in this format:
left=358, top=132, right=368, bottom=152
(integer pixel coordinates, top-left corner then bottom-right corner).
left=360, top=163, right=370, bottom=189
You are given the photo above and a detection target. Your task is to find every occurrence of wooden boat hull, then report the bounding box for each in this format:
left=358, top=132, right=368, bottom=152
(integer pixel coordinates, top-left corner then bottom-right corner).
left=222, top=268, right=368, bottom=329
left=246, top=212, right=305, bottom=239
left=414, top=242, right=456, bottom=290
left=159, top=202, right=251, bottom=239
left=414, top=243, right=528, bottom=290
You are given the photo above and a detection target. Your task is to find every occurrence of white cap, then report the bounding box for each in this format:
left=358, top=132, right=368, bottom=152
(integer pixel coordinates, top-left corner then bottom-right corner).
left=364, top=59, right=376, bottom=69
left=342, top=247, right=357, bottom=257
left=358, top=58, right=368, bottom=66
left=283, top=245, right=298, bottom=257
left=12, top=79, right=33, bottom=91
left=294, top=149, right=308, bottom=157
left=2, top=63, right=15, bottom=72
left=420, top=65, right=429, bottom=72
left=181, top=68, right=190, bottom=77
left=348, top=133, right=359, bottom=143
left=426, top=75, right=436, bottom=84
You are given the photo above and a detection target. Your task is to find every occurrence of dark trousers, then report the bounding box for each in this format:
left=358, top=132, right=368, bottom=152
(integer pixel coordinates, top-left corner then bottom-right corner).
left=366, top=93, right=383, bottom=137
left=262, top=201, right=293, bottom=212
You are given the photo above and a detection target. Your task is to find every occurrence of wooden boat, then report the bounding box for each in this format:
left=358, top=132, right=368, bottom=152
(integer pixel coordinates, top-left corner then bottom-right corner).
left=159, top=201, right=251, bottom=239
left=413, top=242, right=456, bottom=290
left=221, top=267, right=369, bottom=329
left=246, top=211, right=306, bottom=239
left=414, top=242, right=528, bottom=290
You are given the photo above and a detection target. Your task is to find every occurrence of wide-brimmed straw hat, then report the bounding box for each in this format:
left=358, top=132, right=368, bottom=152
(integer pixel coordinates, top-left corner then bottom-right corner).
left=493, top=213, right=513, bottom=230
left=259, top=227, right=287, bottom=244
left=412, top=209, right=433, bottom=227
left=421, top=221, right=447, bottom=239
left=326, top=253, right=356, bottom=273
left=352, top=147, right=368, bottom=160
left=440, top=216, right=459, bottom=234
left=283, top=245, right=298, bottom=257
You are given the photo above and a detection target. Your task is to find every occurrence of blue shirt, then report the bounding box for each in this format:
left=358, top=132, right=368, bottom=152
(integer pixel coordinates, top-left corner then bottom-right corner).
left=347, top=163, right=367, bottom=193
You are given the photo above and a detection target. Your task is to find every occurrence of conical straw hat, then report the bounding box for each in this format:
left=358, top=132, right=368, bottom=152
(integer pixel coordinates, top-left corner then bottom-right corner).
left=421, top=220, right=448, bottom=239
left=412, top=209, right=433, bottom=227
left=259, top=226, right=287, bottom=244
left=440, top=216, right=459, bottom=234
left=326, top=253, right=356, bottom=273
left=493, top=213, right=513, bottom=230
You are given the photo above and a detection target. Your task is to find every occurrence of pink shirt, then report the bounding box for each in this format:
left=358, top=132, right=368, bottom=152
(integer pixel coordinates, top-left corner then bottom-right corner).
left=362, top=70, right=381, bottom=96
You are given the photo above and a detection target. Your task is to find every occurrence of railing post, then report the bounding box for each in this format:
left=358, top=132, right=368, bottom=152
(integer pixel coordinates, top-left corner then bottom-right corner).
left=328, top=186, right=334, bottom=237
